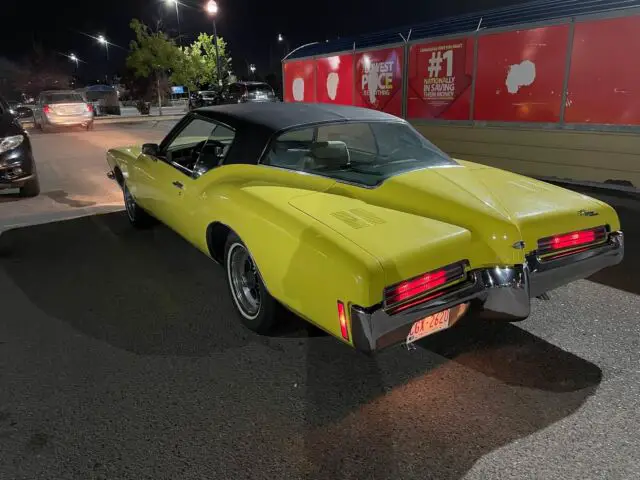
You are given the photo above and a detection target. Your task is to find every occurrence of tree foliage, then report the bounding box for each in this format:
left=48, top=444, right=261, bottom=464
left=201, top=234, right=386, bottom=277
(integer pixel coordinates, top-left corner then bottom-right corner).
left=126, top=19, right=181, bottom=79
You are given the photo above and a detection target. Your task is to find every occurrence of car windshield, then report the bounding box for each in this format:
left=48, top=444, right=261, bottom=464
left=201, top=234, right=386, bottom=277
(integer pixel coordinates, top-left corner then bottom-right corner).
left=263, top=121, right=457, bottom=187
left=42, top=93, right=85, bottom=104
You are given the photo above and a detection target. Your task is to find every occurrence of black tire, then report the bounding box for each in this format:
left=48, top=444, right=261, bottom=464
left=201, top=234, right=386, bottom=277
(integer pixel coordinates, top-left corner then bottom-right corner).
left=19, top=175, right=40, bottom=197
left=224, top=232, right=278, bottom=334
left=123, top=182, right=154, bottom=228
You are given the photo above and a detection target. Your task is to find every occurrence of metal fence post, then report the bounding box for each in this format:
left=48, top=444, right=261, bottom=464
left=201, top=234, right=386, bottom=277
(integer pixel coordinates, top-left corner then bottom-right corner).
left=560, top=18, right=576, bottom=125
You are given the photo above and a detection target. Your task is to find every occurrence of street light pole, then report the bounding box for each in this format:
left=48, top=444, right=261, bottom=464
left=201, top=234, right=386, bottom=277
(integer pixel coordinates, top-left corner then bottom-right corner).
left=98, top=35, right=109, bottom=84
left=167, top=0, right=182, bottom=46
left=206, top=0, right=223, bottom=87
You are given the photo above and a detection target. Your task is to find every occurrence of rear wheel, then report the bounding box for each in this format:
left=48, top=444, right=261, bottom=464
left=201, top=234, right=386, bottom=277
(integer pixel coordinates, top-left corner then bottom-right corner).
left=19, top=175, right=40, bottom=197
left=224, top=233, right=278, bottom=334
left=123, top=182, right=153, bottom=228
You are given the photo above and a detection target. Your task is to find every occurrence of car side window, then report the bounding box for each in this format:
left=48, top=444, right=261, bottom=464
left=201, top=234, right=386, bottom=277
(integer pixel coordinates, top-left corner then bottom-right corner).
left=193, top=123, right=236, bottom=177
left=163, top=117, right=217, bottom=174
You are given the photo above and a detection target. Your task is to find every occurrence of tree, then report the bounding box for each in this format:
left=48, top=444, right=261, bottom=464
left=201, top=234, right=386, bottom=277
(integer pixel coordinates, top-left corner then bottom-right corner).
left=190, top=33, right=232, bottom=88
left=126, top=19, right=182, bottom=115
left=170, top=34, right=232, bottom=91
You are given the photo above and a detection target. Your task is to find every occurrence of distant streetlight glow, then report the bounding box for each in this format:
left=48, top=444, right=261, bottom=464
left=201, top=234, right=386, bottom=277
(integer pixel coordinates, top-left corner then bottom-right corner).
left=206, top=0, right=218, bottom=15
left=98, top=35, right=106, bottom=44
left=278, top=33, right=283, bottom=42
left=249, top=64, right=256, bottom=74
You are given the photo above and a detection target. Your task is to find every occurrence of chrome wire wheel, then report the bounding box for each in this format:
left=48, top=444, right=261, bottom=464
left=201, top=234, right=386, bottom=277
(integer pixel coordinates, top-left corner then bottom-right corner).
left=227, top=242, right=261, bottom=320
left=123, top=184, right=136, bottom=222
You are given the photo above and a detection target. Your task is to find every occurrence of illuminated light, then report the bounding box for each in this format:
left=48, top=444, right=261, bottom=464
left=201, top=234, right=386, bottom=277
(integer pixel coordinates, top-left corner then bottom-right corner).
left=206, top=0, right=218, bottom=15
left=337, top=301, right=349, bottom=341
left=552, top=231, right=596, bottom=250
left=86, top=104, right=93, bottom=113
left=43, top=104, right=51, bottom=114
left=538, top=226, right=607, bottom=254
left=389, top=270, right=447, bottom=304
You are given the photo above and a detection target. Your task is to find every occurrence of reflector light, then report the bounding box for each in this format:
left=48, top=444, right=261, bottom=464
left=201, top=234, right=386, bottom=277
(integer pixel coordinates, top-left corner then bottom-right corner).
left=337, top=301, right=349, bottom=341
left=86, top=104, right=93, bottom=113
left=43, top=105, right=51, bottom=114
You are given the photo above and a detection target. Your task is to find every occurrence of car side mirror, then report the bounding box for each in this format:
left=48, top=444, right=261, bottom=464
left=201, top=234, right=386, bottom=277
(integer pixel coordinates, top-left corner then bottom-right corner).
left=142, top=143, right=160, bottom=157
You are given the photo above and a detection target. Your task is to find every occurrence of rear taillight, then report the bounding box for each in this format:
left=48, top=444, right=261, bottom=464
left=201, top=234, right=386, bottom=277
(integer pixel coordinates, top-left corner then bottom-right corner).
left=537, top=226, right=607, bottom=255
left=86, top=104, right=93, bottom=113
left=337, top=301, right=349, bottom=341
left=384, top=261, right=467, bottom=309
left=43, top=105, right=51, bottom=114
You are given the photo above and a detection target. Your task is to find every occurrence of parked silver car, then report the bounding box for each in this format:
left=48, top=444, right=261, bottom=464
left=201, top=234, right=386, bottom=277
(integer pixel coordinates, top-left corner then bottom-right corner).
left=34, top=90, right=94, bottom=132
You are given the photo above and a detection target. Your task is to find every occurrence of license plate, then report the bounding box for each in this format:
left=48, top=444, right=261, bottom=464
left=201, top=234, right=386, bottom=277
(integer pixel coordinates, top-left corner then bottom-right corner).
left=406, top=303, right=469, bottom=345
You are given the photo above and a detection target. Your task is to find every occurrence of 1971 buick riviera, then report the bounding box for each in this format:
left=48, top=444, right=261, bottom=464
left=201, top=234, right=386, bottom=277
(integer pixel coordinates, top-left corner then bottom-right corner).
left=106, top=103, right=624, bottom=353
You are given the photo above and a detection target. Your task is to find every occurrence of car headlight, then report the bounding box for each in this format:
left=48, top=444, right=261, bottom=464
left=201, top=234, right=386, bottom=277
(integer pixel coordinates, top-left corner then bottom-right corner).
left=0, top=135, right=24, bottom=154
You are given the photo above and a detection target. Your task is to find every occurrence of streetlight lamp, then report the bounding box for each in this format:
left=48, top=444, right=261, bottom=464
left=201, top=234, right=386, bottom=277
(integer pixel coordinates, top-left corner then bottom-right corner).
left=249, top=64, right=256, bottom=77
left=97, top=34, right=109, bottom=60
left=69, top=53, right=79, bottom=68
left=166, top=0, right=182, bottom=46
left=205, top=0, right=223, bottom=87
left=277, top=33, right=290, bottom=57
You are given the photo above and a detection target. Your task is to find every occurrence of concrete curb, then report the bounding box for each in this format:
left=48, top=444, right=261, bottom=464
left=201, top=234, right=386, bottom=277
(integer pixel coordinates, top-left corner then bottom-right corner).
left=94, top=114, right=184, bottom=124
left=20, top=114, right=183, bottom=129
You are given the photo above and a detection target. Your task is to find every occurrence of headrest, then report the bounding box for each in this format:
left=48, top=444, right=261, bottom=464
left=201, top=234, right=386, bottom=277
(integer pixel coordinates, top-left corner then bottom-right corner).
left=310, top=141, right=350, bottom=164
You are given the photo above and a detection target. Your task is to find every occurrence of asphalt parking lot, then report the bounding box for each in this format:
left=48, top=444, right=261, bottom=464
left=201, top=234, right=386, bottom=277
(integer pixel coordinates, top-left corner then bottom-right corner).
left=0, top=121, right=176, bottom=230
left=0, top=124, right=639, bottom=479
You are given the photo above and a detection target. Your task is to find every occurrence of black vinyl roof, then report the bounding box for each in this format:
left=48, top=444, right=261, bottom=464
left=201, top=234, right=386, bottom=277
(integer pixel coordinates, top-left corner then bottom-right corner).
left=285, top=0, right=640, bottom=60
left=196, top=102, right=401, bottom=132
left=193, top=103, right=403, bottom=165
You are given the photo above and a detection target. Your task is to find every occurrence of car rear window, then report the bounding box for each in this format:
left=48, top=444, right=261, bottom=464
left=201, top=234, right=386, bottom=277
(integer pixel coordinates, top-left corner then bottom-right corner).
left=263, top=121, right=457, bottom=187
left=43, top=93, right=85, bottom=104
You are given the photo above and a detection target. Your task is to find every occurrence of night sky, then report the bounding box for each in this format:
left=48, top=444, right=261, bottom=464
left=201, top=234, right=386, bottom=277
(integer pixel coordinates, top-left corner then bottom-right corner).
left=2, top=0, right=528, bottom=80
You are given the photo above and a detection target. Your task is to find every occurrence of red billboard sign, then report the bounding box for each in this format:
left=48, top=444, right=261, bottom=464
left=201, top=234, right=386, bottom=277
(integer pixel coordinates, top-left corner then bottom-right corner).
left=354, top=47, right=403, bottom=116
left=565, top=16, right=640, bottom=125
left=407, top=37, right=474, bottom=120
left=316, top=54, right=354, bottom=105
left=474, top=25, right=570, bottom=122
left=283, top=60, right=316, bottom=103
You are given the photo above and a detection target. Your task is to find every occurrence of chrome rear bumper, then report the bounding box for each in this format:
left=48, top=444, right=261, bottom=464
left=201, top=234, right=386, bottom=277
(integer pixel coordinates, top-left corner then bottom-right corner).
left=350, top=231, right=624, bottom=353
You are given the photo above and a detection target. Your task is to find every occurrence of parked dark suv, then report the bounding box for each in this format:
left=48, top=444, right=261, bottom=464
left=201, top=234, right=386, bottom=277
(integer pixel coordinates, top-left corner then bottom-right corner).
left=0, top=96, right=40, bottom=197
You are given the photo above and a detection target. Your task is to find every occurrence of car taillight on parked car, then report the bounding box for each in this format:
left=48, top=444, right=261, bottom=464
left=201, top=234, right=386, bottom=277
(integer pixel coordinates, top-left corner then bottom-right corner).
left=537, top=225, right=607, bottom=255
left=86, top=104, right=93, bottom=113
left=43, top=105, right=51, bottom=114
left=384, top=261, right=468, bottom=311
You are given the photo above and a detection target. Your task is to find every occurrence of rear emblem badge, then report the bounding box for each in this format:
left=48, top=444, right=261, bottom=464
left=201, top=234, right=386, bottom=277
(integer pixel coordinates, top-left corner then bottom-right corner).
left=512, top=241, right=526, bottom=250
left=578, top=209, right=599, bottom=217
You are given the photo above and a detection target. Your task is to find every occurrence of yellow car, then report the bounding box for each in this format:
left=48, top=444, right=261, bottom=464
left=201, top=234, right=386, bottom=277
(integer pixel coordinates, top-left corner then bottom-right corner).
left=106, top=103, right=624, bottom=353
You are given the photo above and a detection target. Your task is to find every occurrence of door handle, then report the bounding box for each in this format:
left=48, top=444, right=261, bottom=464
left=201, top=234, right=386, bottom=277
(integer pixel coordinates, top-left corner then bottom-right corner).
left=172, top=181, right=183, bottom=189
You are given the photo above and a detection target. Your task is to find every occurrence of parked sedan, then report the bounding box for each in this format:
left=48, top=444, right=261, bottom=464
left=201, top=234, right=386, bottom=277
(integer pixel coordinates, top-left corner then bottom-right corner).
left=33, top=90, right=94, bottom=132
left=105, top=103, right=623, bottom=353
left=0, top=96, right=40, bottom=196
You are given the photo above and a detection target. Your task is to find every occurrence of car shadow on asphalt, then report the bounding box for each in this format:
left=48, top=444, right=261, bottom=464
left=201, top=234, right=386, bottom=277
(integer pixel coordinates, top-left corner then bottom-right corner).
left=0, top=211, right=603, bottom=480
left=300, top=319, right=602, bottom=479
left=0, top=191, right=22, bottom=202
left=0, top=211, right=323, bottom=357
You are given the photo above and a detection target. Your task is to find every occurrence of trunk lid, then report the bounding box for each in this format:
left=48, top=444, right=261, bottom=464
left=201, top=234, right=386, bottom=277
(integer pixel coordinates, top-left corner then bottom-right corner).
left=288, top=163, right=619, bottom=288
left=49, top=102, right=87, bottom=116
